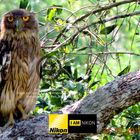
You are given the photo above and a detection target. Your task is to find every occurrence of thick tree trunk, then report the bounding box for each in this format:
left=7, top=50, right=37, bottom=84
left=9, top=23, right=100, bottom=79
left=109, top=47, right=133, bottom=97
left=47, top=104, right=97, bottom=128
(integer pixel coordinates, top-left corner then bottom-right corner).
left=0, top=70, right=140, bottom=140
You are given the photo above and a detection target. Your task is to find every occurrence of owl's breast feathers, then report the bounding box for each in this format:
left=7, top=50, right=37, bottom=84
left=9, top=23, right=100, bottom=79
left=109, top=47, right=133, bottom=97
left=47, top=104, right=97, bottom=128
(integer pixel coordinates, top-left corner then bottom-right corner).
left=0, top=32, right=41, bottom=115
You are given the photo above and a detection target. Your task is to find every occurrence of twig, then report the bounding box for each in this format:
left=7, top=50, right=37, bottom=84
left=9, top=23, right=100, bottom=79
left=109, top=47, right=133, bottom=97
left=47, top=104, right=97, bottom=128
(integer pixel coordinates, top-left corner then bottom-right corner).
left=73, top=0, right=138, bottom=24
left=49, top=10, right=140, bottom=53
left=53, top=0, right=138, bottom=44
left=64, top=51, right=140, bottom=56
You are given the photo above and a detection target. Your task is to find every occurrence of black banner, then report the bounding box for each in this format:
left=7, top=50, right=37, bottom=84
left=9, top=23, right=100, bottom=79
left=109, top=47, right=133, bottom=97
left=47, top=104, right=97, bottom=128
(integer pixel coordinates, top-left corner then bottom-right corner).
left=68, top=114, right=97, bottom=133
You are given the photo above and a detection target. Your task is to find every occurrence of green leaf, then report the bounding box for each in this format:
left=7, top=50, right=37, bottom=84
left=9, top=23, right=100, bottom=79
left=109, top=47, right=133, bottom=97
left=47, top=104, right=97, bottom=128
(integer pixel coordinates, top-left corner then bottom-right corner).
left=50, top=96, right=61, bottom=106
left=47, top=8, right=57, bottom=21
left=37, top=98, right=48, bottom=108
left=65, top=80, right=75, bottom=90
left=63, top=65, right=72, bottom=77
left=53, top=5, right=63, bottom=15
left=41, top=83, right=50, bottom=89
left=103, top=136, right=108, bottom=140
left=46, top=5, right=63, bottom=22
left=100, top=24, right=117, bottom=34
left=111, top=120, right=116, bottom=126
left=84, top=75, right=91, bottom=82
left=27, top=4, right=31, bottom=11
left=76, top=77, right=83, bottom=82
left=76, top=83, right=84, bottom=93
left=76, top=47, right=88, bottom=51
left=88, top=81, right=99, bottom=88
left=131, top=106, right=138, bottom=114
left=73, top=68, right=78, bottom=80
left=19, top=0, right=29, bottom=9
left=117, top=65, right=131, bottom=76
left=126, top=121, right=133, bottom=128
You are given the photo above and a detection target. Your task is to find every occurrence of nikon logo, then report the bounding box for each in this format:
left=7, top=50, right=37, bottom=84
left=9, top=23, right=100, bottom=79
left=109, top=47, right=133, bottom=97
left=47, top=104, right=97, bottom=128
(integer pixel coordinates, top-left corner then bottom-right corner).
left=48, top=114, right=68, bottom=134
left=49, top=128, right=68, bottom=134
left=48, top=114, right=97, bottom=134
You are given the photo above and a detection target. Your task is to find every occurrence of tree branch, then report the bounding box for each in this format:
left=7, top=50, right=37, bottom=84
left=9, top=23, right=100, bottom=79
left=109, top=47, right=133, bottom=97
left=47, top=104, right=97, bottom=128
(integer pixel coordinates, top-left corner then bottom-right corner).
left=0, top=70, right=140, bottom=139
left=65, top=51, right=140, bottom=57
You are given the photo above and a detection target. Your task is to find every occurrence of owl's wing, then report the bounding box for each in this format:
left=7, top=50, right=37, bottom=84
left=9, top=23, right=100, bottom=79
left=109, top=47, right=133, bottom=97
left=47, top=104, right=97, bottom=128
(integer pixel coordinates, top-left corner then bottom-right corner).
left=0, top=40, right=11, bottom=93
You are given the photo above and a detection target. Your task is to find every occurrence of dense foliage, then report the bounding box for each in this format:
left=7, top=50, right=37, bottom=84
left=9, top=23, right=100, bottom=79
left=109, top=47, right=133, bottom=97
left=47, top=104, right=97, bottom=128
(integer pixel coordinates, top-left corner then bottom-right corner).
left=0, top=0, right=140, bottom=139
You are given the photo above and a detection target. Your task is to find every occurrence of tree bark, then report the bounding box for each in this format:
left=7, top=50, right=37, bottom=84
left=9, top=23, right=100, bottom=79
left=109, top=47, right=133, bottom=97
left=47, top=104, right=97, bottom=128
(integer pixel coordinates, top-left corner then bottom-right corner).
left=0, top=70, right=140, bottom=140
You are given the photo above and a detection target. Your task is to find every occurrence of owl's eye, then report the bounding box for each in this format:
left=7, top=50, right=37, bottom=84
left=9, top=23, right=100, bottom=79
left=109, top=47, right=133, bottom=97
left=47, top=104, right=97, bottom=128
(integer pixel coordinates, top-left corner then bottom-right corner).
left=22, top=16, right=29, bottom=21
left=7, top=16, right=14, bottom=22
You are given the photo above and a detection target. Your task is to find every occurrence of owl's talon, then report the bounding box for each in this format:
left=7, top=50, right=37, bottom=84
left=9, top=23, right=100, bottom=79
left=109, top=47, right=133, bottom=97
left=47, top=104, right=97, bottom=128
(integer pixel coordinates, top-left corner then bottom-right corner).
left=1, top=114, right=15, bottom=132
left=22, top=113, right=29, bottom=120
left=17, top=103, right=29, bottom=120
left=1, top=121, right=14, bottom=131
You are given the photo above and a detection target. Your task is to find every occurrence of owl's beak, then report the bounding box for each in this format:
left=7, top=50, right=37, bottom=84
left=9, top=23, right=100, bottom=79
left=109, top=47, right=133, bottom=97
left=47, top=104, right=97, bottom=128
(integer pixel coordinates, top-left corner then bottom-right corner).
left=15, top=19, right=23, bottom=32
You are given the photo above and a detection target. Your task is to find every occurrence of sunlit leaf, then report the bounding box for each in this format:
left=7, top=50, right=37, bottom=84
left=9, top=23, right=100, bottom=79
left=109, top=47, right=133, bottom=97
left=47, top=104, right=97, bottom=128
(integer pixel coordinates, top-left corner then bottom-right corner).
left=47, top=8, right=57, bottom=21
left=52, top=5, right=63, bottom=15
left=63, top=46, right=70, bottom=53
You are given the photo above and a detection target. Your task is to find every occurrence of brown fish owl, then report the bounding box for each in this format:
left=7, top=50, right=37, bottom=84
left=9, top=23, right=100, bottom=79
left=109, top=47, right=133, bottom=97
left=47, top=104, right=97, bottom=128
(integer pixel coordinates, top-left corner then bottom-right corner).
left=0, top=9, right=41, bottom=127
